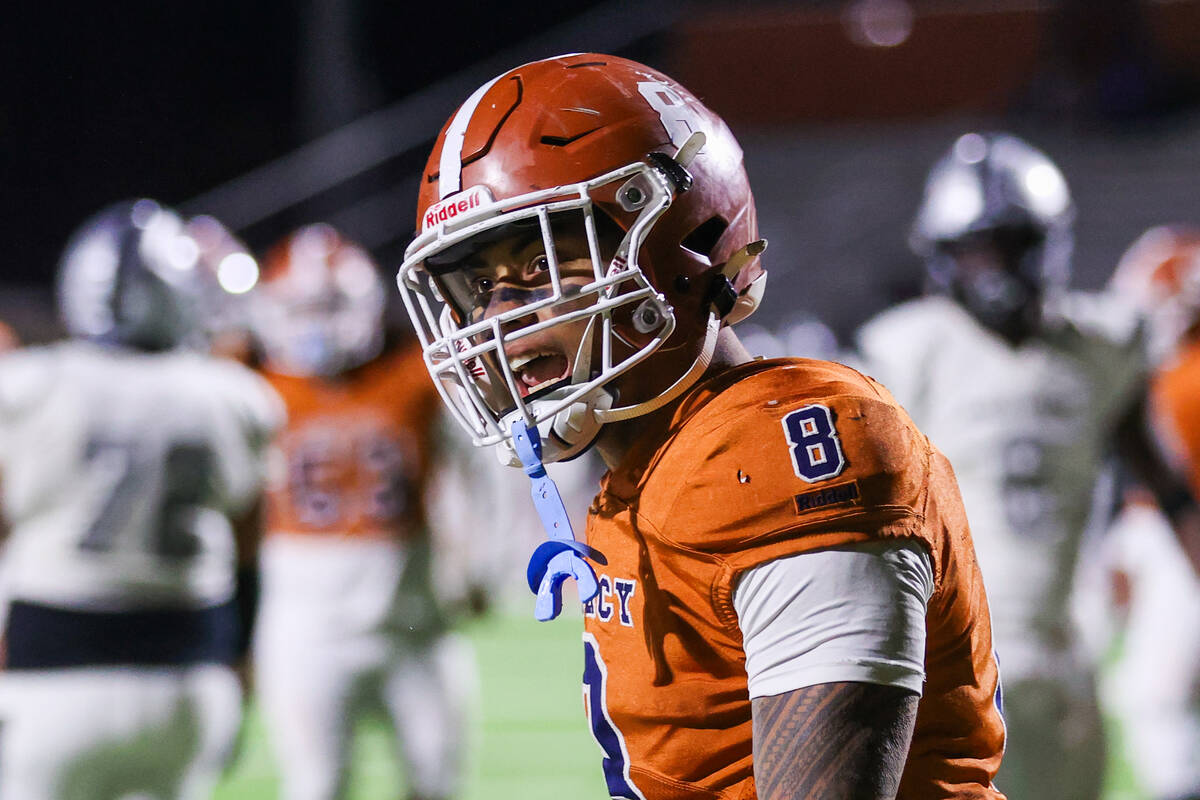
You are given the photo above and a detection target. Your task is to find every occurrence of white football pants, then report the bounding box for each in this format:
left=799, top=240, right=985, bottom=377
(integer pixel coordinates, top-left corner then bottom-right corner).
left=254, top=534, right=478, bottom=800
left=0, top=663, right=241, bottom=800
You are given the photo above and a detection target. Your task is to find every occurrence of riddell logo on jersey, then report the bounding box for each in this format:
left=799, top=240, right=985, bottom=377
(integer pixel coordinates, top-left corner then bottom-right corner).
left=423, top=186, right=492, bottom=232
left=792, top=480, right=861, bottom=514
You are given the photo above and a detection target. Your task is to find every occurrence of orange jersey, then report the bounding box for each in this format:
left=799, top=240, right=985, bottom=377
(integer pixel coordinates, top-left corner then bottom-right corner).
left=262, top=342, right=442, bottom=540
left=1153, top=337, right=1200, bottom=495
left=582, top=358, right=1005, bottom=800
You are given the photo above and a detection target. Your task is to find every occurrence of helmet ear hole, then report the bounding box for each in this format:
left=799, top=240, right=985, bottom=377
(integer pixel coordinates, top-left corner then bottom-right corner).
left=680, top=216, right=729, bottom=263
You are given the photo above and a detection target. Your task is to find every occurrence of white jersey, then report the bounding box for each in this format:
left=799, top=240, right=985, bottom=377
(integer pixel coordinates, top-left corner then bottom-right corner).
left=0, top=340, right=283, bottom=611
left=855, top=293, right=1147, bottom=678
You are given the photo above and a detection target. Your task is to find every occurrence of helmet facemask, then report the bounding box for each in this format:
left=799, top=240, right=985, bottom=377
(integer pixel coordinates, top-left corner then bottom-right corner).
left=399, top=160, right=692, bottom=465
left=933, top=223, right=1055, bottom=345
left=914, top=132, right=1075, bottom=346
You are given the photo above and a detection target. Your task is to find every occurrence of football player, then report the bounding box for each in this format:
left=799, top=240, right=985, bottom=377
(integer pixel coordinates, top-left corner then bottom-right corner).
left=0, top=198, right=282, bottom=800
left=855, top=134, right=1199, bottom=800
left=1093, top=225, right=1200, bottom=800
left=248, top=223, right=475, bottom=800
left=396, top=53, right=1006, bottom=800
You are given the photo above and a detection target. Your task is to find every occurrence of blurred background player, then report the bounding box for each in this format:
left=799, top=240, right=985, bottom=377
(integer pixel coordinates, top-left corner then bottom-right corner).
left=1087, top=225, right=1200, bottom=800
left=248, top=223, right=476, bottom=800
left=854, top=132, right=1197, bottom=800
left=0, top=198, right=282, bottom=800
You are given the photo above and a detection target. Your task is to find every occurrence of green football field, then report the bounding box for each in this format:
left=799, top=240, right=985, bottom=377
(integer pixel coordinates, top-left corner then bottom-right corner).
left=213, top=612, right=610, bottom=800
left=213, top=612, right=1149, bottom=800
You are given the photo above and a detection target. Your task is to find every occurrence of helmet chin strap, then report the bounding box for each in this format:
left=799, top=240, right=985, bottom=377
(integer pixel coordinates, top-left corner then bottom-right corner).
left=593, top=240, right=763, bottom=424
left=594, top=312, right=720, bottom=423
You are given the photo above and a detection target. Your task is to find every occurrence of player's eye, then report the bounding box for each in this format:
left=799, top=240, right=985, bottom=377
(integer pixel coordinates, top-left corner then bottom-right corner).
left=469, top=275, right=495, bottom=299
left=528, top=254, right=550, bottom=274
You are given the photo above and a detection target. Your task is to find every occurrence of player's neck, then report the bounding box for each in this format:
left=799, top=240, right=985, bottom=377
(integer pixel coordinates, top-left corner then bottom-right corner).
left=594, top=327, right=753, bottom=470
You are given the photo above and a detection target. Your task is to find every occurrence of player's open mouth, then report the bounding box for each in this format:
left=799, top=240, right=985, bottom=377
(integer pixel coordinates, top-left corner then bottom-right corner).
left=509, top=350, right=571, bottom=398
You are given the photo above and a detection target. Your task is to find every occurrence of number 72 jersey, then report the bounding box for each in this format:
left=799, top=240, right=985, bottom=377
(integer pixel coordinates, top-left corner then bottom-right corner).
left=0, top=341, right=283, bottom=611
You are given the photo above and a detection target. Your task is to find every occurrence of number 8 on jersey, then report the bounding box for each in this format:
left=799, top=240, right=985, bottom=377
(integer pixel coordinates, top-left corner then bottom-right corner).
left=782, top=403, right=846, bottom=483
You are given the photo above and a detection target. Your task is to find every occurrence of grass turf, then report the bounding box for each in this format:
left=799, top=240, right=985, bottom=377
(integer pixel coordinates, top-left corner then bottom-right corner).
left=214, top=611, right=1147, bottom=800
left=214, top=611, right=608, bottom=800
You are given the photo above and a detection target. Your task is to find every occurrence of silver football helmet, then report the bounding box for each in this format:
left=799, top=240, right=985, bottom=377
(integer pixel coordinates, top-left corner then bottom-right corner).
left=57, top=199, right=209, bottom=351
left=911, top=132, right=1075, bottom=342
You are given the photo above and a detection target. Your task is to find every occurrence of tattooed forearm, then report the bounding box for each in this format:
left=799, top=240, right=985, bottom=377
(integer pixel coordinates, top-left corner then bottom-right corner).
left=751, top=681, right=919, bottom=800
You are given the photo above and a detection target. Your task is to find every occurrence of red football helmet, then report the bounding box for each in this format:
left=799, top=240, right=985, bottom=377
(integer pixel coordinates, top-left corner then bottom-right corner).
left=1109, top=224, right=1200, bottom=360
left=397, top=53, right=765, bottom=464
left=252, top=224, right=386, bottom=376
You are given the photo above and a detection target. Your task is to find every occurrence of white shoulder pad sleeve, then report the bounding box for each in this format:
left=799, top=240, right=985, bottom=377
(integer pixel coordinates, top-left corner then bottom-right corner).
left=733, top=538, right=934, bottom=699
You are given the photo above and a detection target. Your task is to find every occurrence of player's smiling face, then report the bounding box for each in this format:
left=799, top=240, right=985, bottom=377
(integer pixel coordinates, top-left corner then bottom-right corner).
left=458, top=224, right=600, bottom=399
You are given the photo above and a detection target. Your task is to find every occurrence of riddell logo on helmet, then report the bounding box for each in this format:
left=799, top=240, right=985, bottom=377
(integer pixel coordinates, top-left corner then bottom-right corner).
left=423, top=186, right=493, bottom=232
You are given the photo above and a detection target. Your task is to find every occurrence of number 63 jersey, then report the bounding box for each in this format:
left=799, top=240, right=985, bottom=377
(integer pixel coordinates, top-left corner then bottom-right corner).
left=581, top=358, right=1005, bottom=800
left=0, top=340, right=283, bottom=612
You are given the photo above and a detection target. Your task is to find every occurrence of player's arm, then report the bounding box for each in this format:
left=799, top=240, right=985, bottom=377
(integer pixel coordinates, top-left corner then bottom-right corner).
left=227, top=370, right=285, bottom=665
left=734, top=540, right=932, bottom=800
left=752, top=682, right=917, bottom=800
left=231, top=493, right=263, bottom=657
left=1114, top=388, right=1200, bottom=575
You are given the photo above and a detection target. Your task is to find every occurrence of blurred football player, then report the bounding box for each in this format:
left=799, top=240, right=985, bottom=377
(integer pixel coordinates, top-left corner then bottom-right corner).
left=1093, top=225, right=1200, bottom=800
left=0, top=198, right=282, bottom=800
left=249, top=223, right=475, bottom=800
left=397, top=53, right=1006, bottom=800
left=855, top=133, right=1199, bottom=800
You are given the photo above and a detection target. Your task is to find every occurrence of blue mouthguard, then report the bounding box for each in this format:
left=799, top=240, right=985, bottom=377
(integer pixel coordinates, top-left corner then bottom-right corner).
left=511, top=418, right=606, bottom=621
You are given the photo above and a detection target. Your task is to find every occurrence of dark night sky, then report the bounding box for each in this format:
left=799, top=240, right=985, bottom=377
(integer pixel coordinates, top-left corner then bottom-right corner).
left=1, top=0, right=610, bottom=287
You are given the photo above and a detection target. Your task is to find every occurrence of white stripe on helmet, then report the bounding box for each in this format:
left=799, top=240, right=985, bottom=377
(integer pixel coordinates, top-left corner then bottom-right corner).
left=438, top=75, right=503, bottom=199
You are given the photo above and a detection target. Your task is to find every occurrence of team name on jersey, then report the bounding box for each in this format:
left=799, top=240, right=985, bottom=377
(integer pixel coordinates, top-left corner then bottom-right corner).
left=583, top=574, right=637, bottom=627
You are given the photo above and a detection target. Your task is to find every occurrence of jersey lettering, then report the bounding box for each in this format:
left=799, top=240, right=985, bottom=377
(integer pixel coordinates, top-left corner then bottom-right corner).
left=1000, top=437, right=1057, bottom=536
left=583, top=574, right=638, bottom=627
left=79, top=437, right=211, bottom=558
left=362, top=435, right=409, bottom=520
left=284, top=425, right=411, bottom=529
left=288, top=434, right=342, bottom=526
left=613, top=579, right=636, bottom=627
left=582, top=633, right=646, bottom=800
left=596, top=576, right=613, bottom=622
left=782, top=404, right=846, bottom=483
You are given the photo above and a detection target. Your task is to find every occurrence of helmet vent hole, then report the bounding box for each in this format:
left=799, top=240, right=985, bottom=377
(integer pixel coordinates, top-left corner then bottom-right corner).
left=681, top=216, right=729, bottom=261
left=539, top=128, right=601, bottom=147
